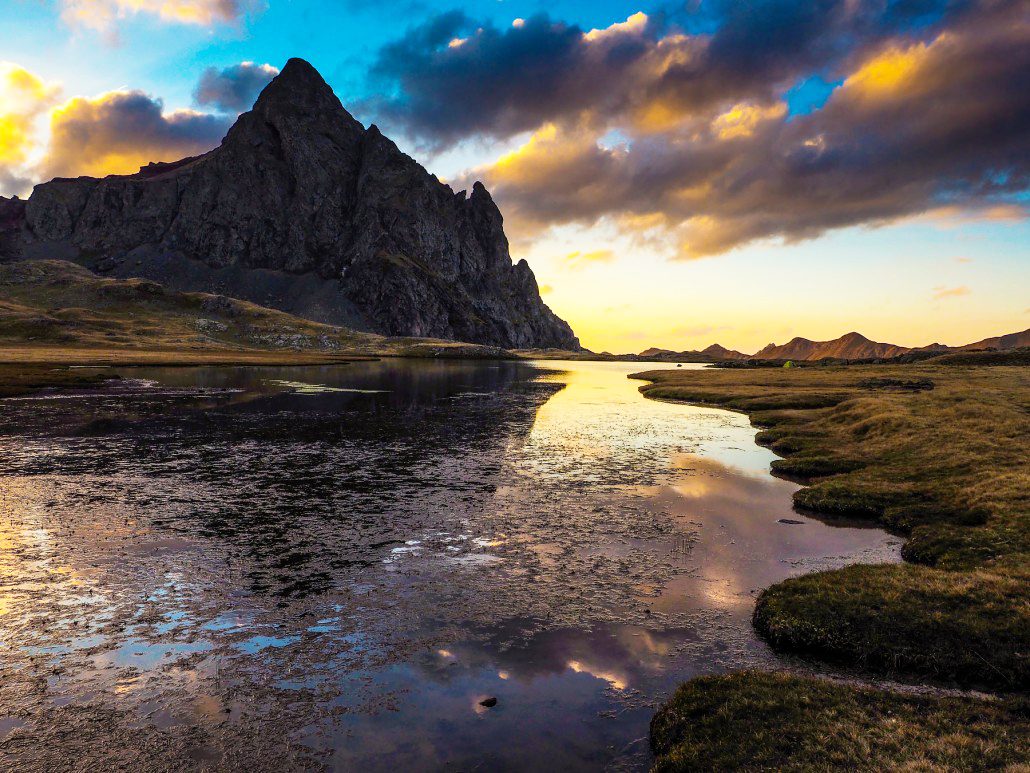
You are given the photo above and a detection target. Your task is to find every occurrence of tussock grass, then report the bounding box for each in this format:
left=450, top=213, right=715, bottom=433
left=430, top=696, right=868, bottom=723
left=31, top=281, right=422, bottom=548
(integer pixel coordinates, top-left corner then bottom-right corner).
left=650, top=671, right=1030, bottom=772
left=754, top=564, right=1029, bottom=689
left=633, top=364, right=1029, bottom=689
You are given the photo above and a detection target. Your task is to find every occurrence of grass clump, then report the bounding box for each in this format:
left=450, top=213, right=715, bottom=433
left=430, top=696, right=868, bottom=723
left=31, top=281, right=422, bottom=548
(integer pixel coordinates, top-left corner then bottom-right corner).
left=650, top=671, right=1030, bottom=772
left=754, top=564, right=1029, bottom=689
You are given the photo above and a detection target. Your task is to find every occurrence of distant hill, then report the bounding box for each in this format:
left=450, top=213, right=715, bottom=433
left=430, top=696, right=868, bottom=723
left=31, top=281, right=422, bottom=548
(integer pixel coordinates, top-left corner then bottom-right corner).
left=752, top=332, right=911, bottom=361
left=962, top=329, right=1030, bottom=351
left=636, top=343, right=748, bottom=362
left=702, top=343, right=749, bottom=360
left=749, top=329, right=1030, bottom=361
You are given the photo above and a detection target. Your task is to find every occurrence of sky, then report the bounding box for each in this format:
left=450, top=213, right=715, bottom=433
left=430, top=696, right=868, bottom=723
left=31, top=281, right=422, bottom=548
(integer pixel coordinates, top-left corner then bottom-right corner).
left=1, top=0, right=1027, bottom=353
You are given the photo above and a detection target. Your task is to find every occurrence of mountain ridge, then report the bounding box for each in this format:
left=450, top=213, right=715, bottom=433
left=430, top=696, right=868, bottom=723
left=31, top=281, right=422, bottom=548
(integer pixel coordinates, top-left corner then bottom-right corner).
left=637, top=328, right=1030, bottom=361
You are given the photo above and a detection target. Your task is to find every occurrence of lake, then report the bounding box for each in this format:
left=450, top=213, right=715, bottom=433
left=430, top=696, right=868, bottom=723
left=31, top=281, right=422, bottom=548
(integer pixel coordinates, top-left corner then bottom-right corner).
left=0, top=360, right=900, bottom=770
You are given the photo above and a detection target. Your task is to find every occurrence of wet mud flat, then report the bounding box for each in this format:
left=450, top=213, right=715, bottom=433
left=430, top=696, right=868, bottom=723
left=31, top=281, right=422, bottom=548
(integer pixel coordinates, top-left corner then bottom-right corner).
left=0, top=360, right=901, bottom=770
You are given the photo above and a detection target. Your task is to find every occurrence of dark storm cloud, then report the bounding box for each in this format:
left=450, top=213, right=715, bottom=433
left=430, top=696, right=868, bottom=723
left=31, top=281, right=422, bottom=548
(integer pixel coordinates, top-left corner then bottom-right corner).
left=365, top=0, right=984, bottom=147
left=466, top=1, right=1029, bottom=256
left=193, top=61, right=280, bottom=113
left=0, top=169, right=33, bottom=198
left=364, top=12, right=592, bottom=144
left=44, top=90, right=230, bottom=178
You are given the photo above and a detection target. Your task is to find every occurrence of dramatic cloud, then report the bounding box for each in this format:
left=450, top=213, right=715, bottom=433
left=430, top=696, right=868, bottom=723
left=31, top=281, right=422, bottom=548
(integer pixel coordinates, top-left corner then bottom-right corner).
left=0, top=63, right=61, bottom=196
left=194, top=62, right=279, bottom=112
left=43, top=90, right=229, bottom=178
left=563, top=248, right=615, bottom=268
left=0, top=62, right=230, bottom=193
left=367, top=1, right=984, bottom=147
left=432, top=1, right=1030, bottom=257
left=60, top=0, right=255, bottom=36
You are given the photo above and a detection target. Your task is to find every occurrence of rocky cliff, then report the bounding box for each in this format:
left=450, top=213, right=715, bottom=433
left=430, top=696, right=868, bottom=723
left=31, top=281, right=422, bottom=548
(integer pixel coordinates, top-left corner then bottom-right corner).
left=0, top=59, right=579, bottom=350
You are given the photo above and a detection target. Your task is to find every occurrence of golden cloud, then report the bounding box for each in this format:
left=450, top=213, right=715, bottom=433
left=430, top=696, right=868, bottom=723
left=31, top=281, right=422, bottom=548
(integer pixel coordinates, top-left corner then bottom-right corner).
left=842, top=39, right=933, bottom=97
left=43, top=90, right=227, bottom=179
left=60, top=0, right=251, bottom=35
left=711, top=102, right=787, bottom=140
left=0, top=64, right=62, bottom=195
left=563, top=248, right=615, bottom=268
left=933, top=285, right=971, bottom=300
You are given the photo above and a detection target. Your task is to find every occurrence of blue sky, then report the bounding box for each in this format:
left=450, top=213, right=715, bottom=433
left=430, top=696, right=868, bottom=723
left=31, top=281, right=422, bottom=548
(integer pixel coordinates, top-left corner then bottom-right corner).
left=1, top=0, right=1027, bottom=352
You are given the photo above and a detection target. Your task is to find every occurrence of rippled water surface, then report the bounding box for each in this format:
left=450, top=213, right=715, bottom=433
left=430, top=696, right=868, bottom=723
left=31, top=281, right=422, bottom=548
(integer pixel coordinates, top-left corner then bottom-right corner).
left=0, top=360, right=901, bottom=770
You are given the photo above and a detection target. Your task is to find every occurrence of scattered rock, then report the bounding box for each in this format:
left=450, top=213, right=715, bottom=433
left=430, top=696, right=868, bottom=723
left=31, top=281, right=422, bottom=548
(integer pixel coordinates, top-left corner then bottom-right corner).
left=778, top=519, right=805, bottom=525
left=194, top=318, right=229, bottom=334
left=479, top=697, right=498, bottom=708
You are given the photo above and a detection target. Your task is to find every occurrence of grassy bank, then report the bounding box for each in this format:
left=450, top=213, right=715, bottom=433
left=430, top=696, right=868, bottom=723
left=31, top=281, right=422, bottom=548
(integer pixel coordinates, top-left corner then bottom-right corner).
left=635, top=365, right=1028, bottom=567
left=0, top=260, right=518, bottom=361
left=634, top=362, right=1028, bottom=767
left=650, top=671, right=1029, bottom=771
left=633, top=364, right=1028, bottom=687
left=0, top=363, right=115, bottom=397
left=0, top=346, right=371, bottom=367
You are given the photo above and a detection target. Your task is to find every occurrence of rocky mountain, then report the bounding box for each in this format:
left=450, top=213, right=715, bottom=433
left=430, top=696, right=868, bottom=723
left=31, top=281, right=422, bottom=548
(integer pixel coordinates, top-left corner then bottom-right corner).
left=0, top=59, right=578, bottom=350
left=701, top=343, right=749, bottom=360
left=752, top=332, right=911, bottom=361
left=962, top=328, right=1030, bottom=351
left=637, top=343, right=748, bottom=362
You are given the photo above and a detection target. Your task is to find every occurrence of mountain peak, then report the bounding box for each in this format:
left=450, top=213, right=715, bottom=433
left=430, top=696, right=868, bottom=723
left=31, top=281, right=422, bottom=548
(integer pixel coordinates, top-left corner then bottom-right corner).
left=252, top=57, right=346, bottom=115
left=15, top=56, right=579, bottom=351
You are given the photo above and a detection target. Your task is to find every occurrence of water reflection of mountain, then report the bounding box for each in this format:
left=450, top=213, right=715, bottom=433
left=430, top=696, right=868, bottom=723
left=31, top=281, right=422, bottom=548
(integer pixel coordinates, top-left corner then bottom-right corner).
left=0, top=360, right=561, bottom=600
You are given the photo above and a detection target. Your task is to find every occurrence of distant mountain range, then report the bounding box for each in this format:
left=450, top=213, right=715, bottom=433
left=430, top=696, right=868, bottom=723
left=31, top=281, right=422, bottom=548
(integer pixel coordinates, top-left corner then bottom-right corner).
left=636, top=328, right=1030, bottom=362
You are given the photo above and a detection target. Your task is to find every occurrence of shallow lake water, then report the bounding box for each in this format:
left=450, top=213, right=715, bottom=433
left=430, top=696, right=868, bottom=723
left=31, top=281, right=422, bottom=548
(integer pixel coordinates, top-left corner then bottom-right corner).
left=0, top=360, right=901, bottom=770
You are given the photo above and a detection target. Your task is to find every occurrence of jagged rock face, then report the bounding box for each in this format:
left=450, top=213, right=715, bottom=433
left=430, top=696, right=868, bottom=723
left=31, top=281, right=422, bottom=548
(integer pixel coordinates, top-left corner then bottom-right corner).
left=13, top=59, right=579, bottom=349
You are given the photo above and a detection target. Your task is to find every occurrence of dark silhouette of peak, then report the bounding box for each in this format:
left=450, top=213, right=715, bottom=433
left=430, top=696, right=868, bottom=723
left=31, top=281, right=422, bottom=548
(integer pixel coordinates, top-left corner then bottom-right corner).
left=7, top=59, right=579, bottom=350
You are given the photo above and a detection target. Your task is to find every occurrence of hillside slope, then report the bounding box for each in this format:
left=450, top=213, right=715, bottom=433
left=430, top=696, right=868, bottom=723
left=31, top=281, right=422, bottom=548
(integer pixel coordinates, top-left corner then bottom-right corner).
left=0, top=259, right=514, bottom=358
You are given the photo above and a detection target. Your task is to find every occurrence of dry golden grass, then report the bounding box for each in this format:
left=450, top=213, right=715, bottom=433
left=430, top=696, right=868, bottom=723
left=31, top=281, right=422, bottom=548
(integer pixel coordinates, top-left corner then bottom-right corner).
left=0, top=260, right=519, bottom=361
